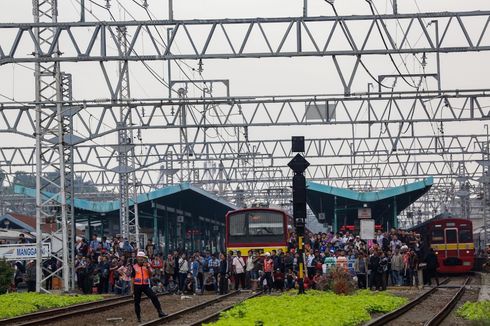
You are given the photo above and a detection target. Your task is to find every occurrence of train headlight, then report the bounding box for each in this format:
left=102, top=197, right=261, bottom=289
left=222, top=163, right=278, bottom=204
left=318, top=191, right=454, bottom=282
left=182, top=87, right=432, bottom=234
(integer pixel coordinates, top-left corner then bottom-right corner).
left=435, top=252, right=439, bottom=255
left=466, top=250, right=470, bottom=254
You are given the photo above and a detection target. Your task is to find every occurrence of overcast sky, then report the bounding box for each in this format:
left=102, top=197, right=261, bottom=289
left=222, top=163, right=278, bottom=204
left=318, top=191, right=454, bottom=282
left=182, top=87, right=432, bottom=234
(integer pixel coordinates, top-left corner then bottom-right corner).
left=1, top=0, right=489, bottom=100
left=0, top=0, right=489, bottom=195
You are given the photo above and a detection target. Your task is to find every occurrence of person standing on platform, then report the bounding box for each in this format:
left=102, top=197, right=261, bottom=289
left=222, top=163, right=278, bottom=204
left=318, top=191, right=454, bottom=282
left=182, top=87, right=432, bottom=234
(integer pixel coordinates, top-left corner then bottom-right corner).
left=354, top=252, right=368, bottom=289
left=131, top=251, right=167, bottom=323
left=218, top=252, right=229, bottom=295
left=25, top=260, right=36, bottom=292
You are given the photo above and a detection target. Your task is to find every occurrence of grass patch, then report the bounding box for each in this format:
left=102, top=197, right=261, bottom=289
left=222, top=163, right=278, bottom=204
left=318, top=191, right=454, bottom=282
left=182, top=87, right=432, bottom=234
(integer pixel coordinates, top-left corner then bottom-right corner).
left=205, top=290, right=407, bottom=326
left=456, top=300, right=490, bottom=323
left=0, top=292, right=103, bottom=319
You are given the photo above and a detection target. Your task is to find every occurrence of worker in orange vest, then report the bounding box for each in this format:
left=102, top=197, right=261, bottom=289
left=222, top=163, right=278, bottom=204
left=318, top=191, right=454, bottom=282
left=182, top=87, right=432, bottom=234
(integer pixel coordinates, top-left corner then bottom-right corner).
left=132, top=251, right=167, bottom=322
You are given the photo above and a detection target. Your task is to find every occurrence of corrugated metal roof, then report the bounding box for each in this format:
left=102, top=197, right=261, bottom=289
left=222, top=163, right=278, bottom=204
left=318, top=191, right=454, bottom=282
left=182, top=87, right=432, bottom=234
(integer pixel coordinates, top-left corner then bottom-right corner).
left=14, top=183, right=236, bottom=214
left=306, top=177, right=433, bottom=202
left=306, top=177, right=433, bottom=227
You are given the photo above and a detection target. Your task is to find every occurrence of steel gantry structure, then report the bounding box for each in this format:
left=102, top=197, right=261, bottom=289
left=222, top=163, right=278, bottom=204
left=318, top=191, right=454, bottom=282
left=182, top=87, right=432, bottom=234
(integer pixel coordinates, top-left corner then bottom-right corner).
left=2, top=11, right=490, bottom=62
left=1, top=1, right=490, bottom=291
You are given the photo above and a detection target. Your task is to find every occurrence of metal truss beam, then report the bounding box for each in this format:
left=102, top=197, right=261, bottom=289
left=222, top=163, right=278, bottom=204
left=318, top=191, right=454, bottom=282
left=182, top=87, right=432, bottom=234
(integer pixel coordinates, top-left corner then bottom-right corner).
left=1, top=11, right=490, bottom=64
left=0, top=133, right=485, bottom=181
left=9, top=168, right=458, bottom=200
left=48, top=158, right=476, bottom=193
left=82, top=134, right=488, bottom=166
left=33, top=0, right=71, bottom=293
left=115, top=26, right=140, bottom=248
left=0, top=90, right=489, bottom=141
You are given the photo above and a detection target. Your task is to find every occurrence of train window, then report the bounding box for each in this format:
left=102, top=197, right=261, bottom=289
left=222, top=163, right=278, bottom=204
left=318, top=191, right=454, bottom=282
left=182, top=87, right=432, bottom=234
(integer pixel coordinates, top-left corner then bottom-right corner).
left=431, top=229, right=444, bottom=243
left=445, top=229, right=458, bottom=243
left=228, top=210, right=285, bottom=244
left=229, top=213, right=247, bottom=236
left=459, top=229, right=472, bottom=243
left=248, top=212, right=284, bottom=236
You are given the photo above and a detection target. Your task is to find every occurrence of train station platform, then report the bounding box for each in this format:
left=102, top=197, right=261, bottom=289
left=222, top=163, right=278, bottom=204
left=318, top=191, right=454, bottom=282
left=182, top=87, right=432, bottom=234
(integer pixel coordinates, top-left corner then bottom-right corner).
left=13, top=183, right=236, bottom=253
left=306, top=177, right=433, bottom=232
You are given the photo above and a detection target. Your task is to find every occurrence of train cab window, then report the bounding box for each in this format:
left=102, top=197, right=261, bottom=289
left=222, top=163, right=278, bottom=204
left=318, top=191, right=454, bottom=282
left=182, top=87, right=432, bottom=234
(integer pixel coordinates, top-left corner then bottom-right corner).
left=228, top=210, right=285, bottom=244
left=459, top=229, right=472, bottom=243
left=248, top=212, right=284, bottom=236
left=445, top=229, right=458, bottom=243
left=229, top=213, right=247, bottom=236
left=431, top=229, right=444, bottom=243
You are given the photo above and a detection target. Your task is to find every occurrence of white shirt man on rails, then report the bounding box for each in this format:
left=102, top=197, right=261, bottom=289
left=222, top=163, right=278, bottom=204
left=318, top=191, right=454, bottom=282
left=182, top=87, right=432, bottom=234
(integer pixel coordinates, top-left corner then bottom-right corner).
left=232, top=251, right=246, bottom=290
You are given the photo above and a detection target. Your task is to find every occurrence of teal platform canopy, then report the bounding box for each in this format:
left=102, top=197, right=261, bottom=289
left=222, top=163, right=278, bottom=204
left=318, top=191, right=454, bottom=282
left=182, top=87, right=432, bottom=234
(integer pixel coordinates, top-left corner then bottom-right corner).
left=306, top=177, right=433, bottom=232
left=14, top=183, right=236, bottom=253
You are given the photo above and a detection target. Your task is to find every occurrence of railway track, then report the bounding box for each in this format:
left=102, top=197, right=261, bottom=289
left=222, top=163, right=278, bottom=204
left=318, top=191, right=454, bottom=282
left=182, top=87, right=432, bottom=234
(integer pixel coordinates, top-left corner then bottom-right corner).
left=0, top=293, right=160, bottom=326
left=366, top=277, right=471, bottom=326
left=140, top=290, right=262, bottom=326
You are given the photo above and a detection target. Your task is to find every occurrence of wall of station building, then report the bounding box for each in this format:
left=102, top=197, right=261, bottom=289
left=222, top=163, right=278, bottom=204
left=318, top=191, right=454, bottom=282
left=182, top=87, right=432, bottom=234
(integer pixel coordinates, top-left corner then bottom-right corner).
left=82, top=207, right=225, bottom=255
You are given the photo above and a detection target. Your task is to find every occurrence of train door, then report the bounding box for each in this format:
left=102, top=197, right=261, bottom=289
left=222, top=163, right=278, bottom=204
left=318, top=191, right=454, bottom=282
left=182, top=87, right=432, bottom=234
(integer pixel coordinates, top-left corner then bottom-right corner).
left=445, top=228, right=459, bottom=257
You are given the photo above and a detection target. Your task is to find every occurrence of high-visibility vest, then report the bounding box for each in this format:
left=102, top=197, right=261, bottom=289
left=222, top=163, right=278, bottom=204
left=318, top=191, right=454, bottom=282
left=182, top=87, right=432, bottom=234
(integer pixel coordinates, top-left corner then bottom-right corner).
left=133, top=264, right=150, bottom=285
left=264, top=259, right=274, bottom=273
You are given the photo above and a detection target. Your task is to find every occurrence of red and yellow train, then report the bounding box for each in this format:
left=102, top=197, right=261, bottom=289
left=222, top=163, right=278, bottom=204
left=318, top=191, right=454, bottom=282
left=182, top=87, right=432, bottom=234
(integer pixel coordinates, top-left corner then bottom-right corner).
left=225, top=207, right=290, bottom=255
left=410, top=215, right=474, bottom=273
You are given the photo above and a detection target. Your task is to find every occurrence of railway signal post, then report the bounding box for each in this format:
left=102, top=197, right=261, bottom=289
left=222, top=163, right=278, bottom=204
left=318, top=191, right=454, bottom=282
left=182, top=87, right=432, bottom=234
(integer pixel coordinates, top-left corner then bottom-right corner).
left=289, top=136, right=310, bottom=294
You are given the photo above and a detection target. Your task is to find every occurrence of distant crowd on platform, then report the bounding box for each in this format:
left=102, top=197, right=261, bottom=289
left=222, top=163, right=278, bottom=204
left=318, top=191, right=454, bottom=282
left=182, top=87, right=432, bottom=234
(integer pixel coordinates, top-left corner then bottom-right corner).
left=9, top=229, right=442, bottom=294
left=297, top=229, right=440, bottom=292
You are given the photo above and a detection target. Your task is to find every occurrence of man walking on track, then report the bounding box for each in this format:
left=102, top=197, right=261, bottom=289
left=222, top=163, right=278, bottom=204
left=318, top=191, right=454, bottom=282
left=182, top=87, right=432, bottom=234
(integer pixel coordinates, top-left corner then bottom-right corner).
left=424, top=247, right=440, bottom=286
left=132, top=251, right=167, bottom=322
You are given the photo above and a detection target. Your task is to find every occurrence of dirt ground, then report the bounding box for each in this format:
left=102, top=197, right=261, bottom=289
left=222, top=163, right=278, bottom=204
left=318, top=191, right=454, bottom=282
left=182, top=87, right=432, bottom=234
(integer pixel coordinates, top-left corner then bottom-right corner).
left=49, top=293, right=223, bottom=326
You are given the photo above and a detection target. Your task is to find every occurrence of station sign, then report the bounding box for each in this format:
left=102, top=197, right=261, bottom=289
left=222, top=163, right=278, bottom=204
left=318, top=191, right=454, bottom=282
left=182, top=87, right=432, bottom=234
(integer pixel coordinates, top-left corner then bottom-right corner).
left=358, top=208, right=372, bottom=219
left=0, top=243, right=51, bottom=260
left=360, top=219, right=375, bottom=240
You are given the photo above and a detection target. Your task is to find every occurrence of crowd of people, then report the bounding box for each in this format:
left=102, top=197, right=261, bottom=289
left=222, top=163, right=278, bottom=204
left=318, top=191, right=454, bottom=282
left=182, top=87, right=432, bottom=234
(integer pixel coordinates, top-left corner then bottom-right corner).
left=8, top=228, right=441, bottom=294
left=297, top=228, right=440, bottom=291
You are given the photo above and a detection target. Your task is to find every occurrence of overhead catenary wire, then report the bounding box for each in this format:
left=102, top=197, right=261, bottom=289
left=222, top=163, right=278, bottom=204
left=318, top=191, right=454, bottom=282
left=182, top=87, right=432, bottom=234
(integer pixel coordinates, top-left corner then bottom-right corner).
left=324, top=0, right=394, bottom=90
left=324, top=0, right=434, bottom=189
left=365, top=0, right=420, bottom=89
left=128, top=1, right=245, bottom=140
left=129, top=0, right=208, bottom=92
left=74, top=0, right=179, bottom=94
left=76, top=0, right=248, bottom=170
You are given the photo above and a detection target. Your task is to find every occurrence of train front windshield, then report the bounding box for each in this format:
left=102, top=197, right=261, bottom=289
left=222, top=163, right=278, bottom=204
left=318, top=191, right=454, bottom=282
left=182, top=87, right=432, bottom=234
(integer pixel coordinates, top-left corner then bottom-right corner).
left=228, top=210, right=285, bottom=244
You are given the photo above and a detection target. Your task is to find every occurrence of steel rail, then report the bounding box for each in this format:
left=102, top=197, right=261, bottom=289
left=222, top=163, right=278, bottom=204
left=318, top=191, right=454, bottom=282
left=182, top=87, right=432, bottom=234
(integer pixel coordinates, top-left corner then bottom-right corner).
left=189, top=291, right=263, bottom=326
left=424, top=277, right=471, bottom=326
left=140, top=291, right=242, bottom=326
left=365, top=278, right=451, bottom=326
left=0, top=293, right=162, bottom=326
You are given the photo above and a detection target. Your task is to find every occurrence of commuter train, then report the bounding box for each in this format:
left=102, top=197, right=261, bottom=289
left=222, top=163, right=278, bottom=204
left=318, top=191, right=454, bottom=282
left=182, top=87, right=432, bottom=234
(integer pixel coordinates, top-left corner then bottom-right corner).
left=225, top=207, right=289, bottom=255
left=410, top=215, right=474, bottom=273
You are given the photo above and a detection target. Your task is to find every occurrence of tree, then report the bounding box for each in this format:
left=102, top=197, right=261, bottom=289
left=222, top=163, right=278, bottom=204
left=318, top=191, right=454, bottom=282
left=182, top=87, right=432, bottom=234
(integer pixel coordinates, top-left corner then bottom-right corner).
left=0, top=259, right=13, bottom=294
